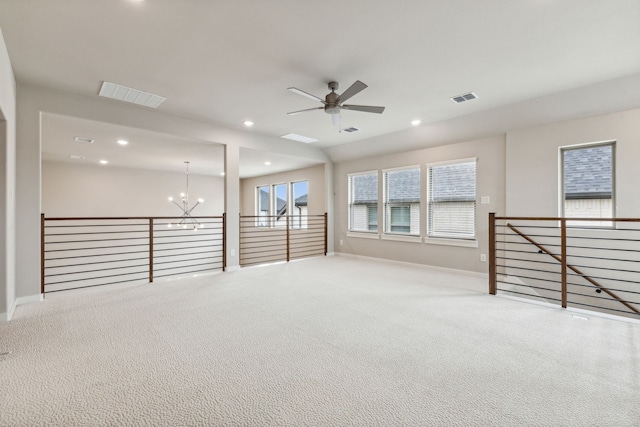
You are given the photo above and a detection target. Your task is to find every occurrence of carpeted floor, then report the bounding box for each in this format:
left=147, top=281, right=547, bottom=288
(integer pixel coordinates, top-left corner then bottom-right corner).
left=1, top=256, right=638, bottom=426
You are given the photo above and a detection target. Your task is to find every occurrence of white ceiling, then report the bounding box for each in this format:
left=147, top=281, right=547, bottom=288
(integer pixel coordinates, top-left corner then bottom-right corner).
left=1, top=0, right=639, bottom=174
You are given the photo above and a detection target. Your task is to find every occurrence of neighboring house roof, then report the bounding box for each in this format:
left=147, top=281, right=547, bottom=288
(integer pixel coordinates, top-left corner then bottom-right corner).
left=259, top=189, right=286, bottom=213
left=430, top=163, right=476, bottom=202
left=351, top=174, right=378, bottom=204
left=386, top=169, right=420, bottom=203
left=564, top=145, right=612, bottom=198
left=294, top=194, right=307, bottom=206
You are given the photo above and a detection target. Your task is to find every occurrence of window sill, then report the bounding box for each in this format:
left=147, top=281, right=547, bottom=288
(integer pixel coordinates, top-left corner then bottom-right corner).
left=424, top=237, right=478, bottom=248
left=347, top=231, right=380, bottom=240
left=381, top=234, right=421, bottom=243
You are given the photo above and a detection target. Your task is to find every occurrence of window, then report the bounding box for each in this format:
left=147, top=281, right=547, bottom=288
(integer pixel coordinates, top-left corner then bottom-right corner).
left=383, top=167, right=420, bottom=235
left=348, top=172, right=378, bottom=232
left=291, top=180, right=308, bottom=229
left=561, top=142, right=614, bottom=226
left=427, top=159, right=476, bottom=239
left=257, top=185, right=270, bottom=227
left=273, top=183, right=287, bottom=227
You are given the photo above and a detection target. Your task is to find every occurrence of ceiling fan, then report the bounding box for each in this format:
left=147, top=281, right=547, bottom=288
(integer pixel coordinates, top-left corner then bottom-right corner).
left=287, top=80, right=385, bottom=125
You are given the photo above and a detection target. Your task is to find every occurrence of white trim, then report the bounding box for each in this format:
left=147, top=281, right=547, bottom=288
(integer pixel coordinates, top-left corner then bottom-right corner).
left=335, top=252, right=488, bottom=279
left=424, top=237, right=478, bottom=248
left=566, top=306, right=640, bottom=325
left=347, top=169, right=379, bottom=178
left=496, top=293, right=640, bottom=325
left=347, top=231, right=380, bottom=239
left=0, top=301, right=15, bottom=322
left=381, top=164, right=420, bottom=173
left=426, top=156, right=477, bottom=168
left=226, top=265, right=241, bottom=272
left=381, top=234, right=421, bottom=243
left=16, top=294, right=43, bottom=306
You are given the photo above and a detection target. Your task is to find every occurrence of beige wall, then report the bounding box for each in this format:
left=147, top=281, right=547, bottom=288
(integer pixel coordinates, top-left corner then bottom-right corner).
left=333, top=136, right=506, bottom=273
left=42, top=161, right=224, bottom=217
left=506, top=108, right=640, bottom=217
left=0, top=27, right=17, bottom=321
left=240, top=163, right=326, bottom=216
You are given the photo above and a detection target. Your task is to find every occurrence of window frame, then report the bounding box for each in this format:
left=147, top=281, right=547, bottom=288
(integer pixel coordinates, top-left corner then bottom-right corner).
left=426, top=157, right=477, bottom=241
left=560, top=141, right=615, bottom=227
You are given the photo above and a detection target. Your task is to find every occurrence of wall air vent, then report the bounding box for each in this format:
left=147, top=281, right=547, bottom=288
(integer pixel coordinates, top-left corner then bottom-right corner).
left=69, top=155, right=85, bottom=160
left=342, top=127, right=360, bottom=133
left=451, top=92, right=478, bottom=104
left=280, top=133, right=319, bottom=143
left=98, top=81, right=166, bottom=108
left=74, top=136, right=94, bottom=144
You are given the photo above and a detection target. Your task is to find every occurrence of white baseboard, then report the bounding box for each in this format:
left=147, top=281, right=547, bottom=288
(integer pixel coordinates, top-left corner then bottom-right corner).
left=1, top=299, right=17, bottom=323
left=16, top=294, right=44, bottom=306
left=226, top=265, right=241, bottom=272
left=334, top=252, right=488, bottom=280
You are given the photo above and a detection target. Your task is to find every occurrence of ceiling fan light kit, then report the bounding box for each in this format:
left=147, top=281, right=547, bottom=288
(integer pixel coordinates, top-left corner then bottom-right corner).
left=287, top=80, right=385, bottom=125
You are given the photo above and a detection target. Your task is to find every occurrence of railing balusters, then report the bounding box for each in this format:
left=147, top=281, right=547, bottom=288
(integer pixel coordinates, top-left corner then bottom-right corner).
left=239, top=214, right=328, bottom=267
left=42, top=215, right=225, bottom=293
left=489, top=215, right=640, bottom=318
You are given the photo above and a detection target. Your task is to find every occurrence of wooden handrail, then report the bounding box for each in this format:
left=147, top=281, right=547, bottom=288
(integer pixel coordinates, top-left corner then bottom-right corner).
left=507, top=223, right=639, bottom=314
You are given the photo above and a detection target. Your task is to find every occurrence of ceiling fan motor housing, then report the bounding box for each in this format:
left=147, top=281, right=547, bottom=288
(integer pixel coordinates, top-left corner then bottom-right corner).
left=325, top=87, right=340, bottom=114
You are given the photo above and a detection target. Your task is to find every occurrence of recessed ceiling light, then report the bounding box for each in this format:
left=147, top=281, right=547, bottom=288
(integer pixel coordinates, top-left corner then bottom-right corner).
left=264, top=161, right=271, bottom=166
left=243, top=120, right=254, bottom=127
left=99, top=160, right=109, bottom=165
left=117, top=139, right=129, bottom=146
left=280, top=133, right=319, bottom=143
left=411, top=120, right=421, bottom=126
left=74, top=136, right=94, bottom=144
left=220, top=172, right=226, bottom=176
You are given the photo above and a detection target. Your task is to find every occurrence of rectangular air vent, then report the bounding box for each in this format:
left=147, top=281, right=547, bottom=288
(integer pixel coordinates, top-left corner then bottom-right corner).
left=280, top=133, right=319, bottom=143
left=451, top=92, right=478, bottom=104
left=74, top=136, right=94, bottom=144
left=342, top=127, right=360, bottom=133
left=99, top=81, right=166, bottom=108
left=69, top=155, right=85, bottom=160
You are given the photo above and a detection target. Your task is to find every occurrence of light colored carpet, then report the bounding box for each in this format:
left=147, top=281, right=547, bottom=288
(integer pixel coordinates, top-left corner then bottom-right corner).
left=1, top=256, right=638, bottom=426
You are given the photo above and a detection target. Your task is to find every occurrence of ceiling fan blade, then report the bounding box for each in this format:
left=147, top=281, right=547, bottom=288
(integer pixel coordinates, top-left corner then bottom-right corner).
left=341, top=104, right=385, bottom=114
left=287, top=87, right=325, bottom=103
left=337, top=80, right=367, bottom=103
left=287, top=106, right=324, bottom=115
left=331, top=113, right=340, bottom=126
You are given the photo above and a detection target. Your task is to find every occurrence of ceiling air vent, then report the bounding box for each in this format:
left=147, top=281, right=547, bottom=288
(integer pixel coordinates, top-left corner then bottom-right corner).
left=342, top=127, right=360, bottom=133
left=451, top=92, right=478, bottom=104
left=69, top=155, right=85, bottom=160
left=74, top=136, right=94, bottom=144
left=98, top=81, right=166, bottom=108
left=280, top=133, right=319, bottom=143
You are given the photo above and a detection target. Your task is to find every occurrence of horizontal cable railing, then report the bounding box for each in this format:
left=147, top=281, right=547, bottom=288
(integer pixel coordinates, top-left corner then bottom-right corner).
left=489, top=213, right=640, bottom=319
left=42, top=214, right=226, bottom=293
left=239, top=213, right=327, bottom=267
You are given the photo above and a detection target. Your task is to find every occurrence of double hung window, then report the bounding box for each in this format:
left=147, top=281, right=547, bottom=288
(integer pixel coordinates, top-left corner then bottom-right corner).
left=561, top=142, right=614, bottom=226
left=348, top=172, right=378, bottom=232
left=427, top=159, right=476, bottom=239
left=383, top=167, right=420, bottom=235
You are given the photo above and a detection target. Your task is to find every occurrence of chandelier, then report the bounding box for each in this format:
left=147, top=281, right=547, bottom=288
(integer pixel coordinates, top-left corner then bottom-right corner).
left=168, top=161, right=204, bottom=230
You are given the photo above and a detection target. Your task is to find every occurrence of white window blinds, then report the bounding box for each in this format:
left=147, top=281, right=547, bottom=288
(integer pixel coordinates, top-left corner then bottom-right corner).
left=383, top=167, right=420, bottom=235
left=427, top=160, right=476, bottom=239
left=348, top=172, right=378, bottom=232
